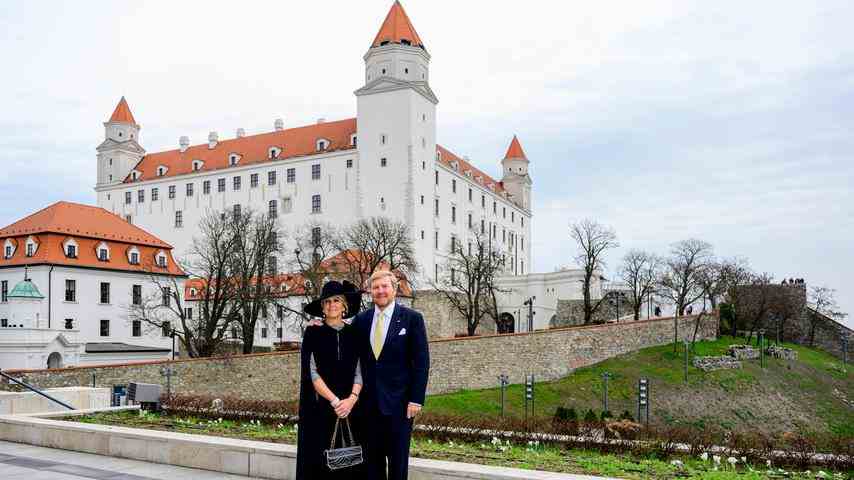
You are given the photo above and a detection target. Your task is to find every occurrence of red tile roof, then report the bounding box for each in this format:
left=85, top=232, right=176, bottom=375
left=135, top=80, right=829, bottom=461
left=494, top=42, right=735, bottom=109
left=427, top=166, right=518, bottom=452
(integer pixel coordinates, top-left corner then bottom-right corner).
left=436, top=145, right=504, bottom=193
left=503, top=135, right=527, bottom=160
left=372, top=1, right=424, bottom=49
left=0, top=202, right=183, bottom=276
left=125, top=118, right=357, bottom=183
left=108, top=96, right=137, bottom=124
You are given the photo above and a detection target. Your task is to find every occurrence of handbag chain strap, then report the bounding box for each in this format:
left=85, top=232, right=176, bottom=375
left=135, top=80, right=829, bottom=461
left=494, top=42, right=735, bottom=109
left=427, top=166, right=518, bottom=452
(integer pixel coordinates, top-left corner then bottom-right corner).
left=329, top=417, right=356, bottom=450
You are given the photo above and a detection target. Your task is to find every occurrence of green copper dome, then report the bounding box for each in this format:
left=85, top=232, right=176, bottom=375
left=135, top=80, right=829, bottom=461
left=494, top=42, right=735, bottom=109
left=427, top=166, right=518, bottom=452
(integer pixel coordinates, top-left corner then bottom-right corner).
left=8, top=279, right=44, bottom=299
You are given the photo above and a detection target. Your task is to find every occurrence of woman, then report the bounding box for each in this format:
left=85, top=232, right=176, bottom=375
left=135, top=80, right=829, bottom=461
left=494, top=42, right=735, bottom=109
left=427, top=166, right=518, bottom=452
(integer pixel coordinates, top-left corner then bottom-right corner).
left=296, top=280, right=366, bottom=479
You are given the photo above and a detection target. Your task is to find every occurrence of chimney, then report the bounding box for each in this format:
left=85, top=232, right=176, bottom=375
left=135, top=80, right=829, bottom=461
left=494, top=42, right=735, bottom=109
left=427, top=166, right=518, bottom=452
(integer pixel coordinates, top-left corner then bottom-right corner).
left=236, top=128, right=246, bottom=138
left=317, top=118, right=326, bottom=124
left=208, top=131, right=218, bottom=149
left=179, top=136, right=190, bottom=153
left=274, top=118, right=284, bottom=131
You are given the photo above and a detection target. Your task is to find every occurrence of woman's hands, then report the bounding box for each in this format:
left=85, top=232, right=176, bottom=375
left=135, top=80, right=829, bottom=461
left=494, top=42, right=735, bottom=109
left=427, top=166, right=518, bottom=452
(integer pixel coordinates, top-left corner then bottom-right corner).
left=333, top=394, right=357, bottom=418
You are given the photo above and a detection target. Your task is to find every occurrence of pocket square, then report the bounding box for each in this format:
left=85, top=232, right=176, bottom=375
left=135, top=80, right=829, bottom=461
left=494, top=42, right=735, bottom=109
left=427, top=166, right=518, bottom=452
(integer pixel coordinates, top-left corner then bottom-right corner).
left=398, top=328, right=407, bottom=335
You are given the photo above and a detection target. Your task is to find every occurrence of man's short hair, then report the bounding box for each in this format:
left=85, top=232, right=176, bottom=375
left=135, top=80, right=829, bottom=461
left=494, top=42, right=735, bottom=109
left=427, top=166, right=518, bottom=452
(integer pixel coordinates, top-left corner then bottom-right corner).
left=369, top=270, right=398, bottom=290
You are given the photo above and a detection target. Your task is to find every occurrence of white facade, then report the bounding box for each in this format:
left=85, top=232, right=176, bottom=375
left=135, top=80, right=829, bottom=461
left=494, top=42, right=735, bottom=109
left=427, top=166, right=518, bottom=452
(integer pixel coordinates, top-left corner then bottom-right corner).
left=0, top=266, right=176, bottom=370
left=93, top=6, right=532, bottom=291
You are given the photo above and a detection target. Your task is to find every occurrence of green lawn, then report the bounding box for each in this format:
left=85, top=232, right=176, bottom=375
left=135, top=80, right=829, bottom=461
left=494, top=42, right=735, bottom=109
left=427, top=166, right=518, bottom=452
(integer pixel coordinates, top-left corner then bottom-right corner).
left=425, top=336, right=854, bottom=437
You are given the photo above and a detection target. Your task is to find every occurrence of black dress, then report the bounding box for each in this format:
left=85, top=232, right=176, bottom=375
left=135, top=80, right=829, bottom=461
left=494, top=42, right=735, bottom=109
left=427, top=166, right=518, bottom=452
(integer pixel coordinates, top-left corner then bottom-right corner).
left=296, top=323, right=366, bottom=479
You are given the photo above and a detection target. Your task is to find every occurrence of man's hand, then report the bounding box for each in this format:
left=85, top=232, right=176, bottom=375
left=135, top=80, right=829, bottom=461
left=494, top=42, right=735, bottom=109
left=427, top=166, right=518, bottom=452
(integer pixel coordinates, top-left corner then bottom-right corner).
left=334, top=396, right=356, bottom=418
left=406, top=403, right=422, bottom=419
left=306, top=319, right=323, bottom=327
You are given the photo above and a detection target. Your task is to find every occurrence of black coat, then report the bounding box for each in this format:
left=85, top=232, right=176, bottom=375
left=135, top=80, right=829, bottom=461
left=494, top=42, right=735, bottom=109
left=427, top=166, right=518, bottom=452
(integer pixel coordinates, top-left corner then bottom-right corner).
left=353, top=303, right=430, bottom=416
left=296, top=323, right=366, bottom=479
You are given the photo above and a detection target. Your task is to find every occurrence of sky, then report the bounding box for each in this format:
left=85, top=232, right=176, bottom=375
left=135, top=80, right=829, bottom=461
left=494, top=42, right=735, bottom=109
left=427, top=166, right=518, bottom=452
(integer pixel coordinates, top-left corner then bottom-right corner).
left=0, top=1, right=851, bottom=324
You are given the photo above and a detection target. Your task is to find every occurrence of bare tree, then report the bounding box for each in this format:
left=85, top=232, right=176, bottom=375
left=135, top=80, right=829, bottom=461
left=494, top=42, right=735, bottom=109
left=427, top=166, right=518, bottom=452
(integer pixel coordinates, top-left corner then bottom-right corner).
left=335, top=216, right=419, bottom=292
left=808, top=286, right=846, bottom=347
left=229, top=208, right=284, bottom=354
left=127, top=211, right=239, bottom=357
left=430, top=229, right=506, bottom=336
left=570, top=219, right=619, bottom=324
left=718, top=257, right=755, bottom=337
left=657, top=239, right=714, bottom=317
left=618, top=249, right=661, bottom=321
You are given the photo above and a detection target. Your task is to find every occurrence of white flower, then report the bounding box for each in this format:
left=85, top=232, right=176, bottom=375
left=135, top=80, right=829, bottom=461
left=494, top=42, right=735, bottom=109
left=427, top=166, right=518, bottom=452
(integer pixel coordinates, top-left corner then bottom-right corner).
left=740, top=456, right=746, bottom=463
left=817, top=471, right=828, bottom=479
left=670, top=460, right=684, bottom=468
left=700, top=452, right=709, bottom=461
left=766, top=460, right=772, bottom=468
left=713, top=455, right=721, bottom=465
left=491, top=437, right=501, bottom=446
left=727, top=457, right=738, bottom=466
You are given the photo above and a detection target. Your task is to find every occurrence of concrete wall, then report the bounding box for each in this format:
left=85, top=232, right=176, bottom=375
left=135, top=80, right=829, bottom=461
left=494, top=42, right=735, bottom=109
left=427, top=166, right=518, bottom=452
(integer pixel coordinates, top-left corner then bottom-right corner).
left=0, top=313, right=718, bottom=401
left=0, top=387, right=109, bottom=414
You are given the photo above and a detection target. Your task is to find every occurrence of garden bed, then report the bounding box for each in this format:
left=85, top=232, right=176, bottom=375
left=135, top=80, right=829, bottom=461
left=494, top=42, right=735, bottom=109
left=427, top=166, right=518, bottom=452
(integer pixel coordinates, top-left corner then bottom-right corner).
left=63, top=409, right=853, bottom=479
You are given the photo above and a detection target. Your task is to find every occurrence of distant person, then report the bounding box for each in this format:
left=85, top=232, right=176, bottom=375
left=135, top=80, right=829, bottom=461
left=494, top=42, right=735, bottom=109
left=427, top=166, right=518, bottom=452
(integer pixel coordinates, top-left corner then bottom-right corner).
left=654, top=306, right=662, bottom=317
left=687, top=305, right=694, bottom=315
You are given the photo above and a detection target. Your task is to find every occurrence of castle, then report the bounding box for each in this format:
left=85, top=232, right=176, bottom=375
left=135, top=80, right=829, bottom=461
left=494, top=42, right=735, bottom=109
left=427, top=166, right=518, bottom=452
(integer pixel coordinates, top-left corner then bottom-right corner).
left=93, top=2, right=532, bottom=288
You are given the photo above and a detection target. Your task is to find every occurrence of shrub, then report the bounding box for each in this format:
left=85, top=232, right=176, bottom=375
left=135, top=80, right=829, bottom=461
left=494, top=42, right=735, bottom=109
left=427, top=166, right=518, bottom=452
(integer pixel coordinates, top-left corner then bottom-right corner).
left=619, top=410, right=634, bottom=421
left=583, top=409, right=598, bottom=422
left=553, top=406, right=577, bottom=422
left=600, top=410, right=613, bottom=421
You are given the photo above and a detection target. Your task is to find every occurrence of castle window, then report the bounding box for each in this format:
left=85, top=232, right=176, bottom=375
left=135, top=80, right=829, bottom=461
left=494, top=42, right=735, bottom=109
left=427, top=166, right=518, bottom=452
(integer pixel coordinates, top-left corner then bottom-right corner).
left=311, top=194, right=322, bottom=214
left=269, top=147, right=281, bottom=159
left=381, top=68, right=387, bottom=74
left=468, top=188, right=472, bottom=202
left=380, top=134, right=387, bottom=145
left=481, top=195, right=485, bottom=208
left=157, top=166, right=167, bottom=176
left=380, top=157, right=387, bottom=167
left=65, top=279, right=76, bottom=302
left=346, top=159, right=353, bottom=168
left=404, top=67, right=409, bottom=74
left=125, top=214, right=132, bottom=224
left=218, top=178, right=226, bottom=192
left=452, top=179, right=456, bottom=193
left=186, top=183, right=194, bottom=196
left=434, top=171, right=438, bottom=185
left=421, top=230, right=424, bottom=240
left=4, top=245, right=11, bottom=259
left=350, top=134, right=357, bottom=147
left=229, top=154, right=240, bottom=166
left=503, top=207, right=506, bottom=219
left=312, top=164, right=321, bottom=180
left=203, top=180, right=211, bottom=194
left=283, top=196, right=292, bottom=213
left=98, top=246, right=109, bottom=261
left=64, top=319, right=73, bottom=329
left=468, top=213, right=472, bottom=229
left=66, top=244, right=77, bottom=258
left=250, top=173, right=259, bottom=188
left=175, top=210, right=183, bottom=228
left=512, top=211, right=515, bottom=223
left=138, top=189, right=145, bottom=203
left=268, top=171, right=277, bottom=186
left=233, top=176, right=241, bottom=190
left=521, top=217, right=525, bottom=227
left=233, top=204, right=241, bottom=217
left=157, top=252, right=168, bottom=268
left=451, top=205, right=456, bottom=224
left=401, top=39, right=411, bottom=46
left=268, top=200, right=277, bottom=218
left=26, top=244, right=34, bottom=257
left=436, top=151, right=441, bottom=162
left=168, top=185, right=176, bottom=199
left=287, top=168, right=295, bottom=183
left=100, top=319, right=110, bottom=337
left=192, top=160, right=203, bottom=171
left=151, top=188, right=159, bottom=201
left=420, top=195, right=424, bottom=205
left=132, top=321, right=141, bottom=337
left=434, top=198, right=439, bottom=217
left=125, top=192, right=131, bottom=204
left=1, top=281, right=6, bottom=303
left=481, top=219, right=485, bottom=234
left=316, top=139, right=329, bottom=151
left=100, top=282, right=110, bottom=304
left=129, top=248, right=140, bottom=265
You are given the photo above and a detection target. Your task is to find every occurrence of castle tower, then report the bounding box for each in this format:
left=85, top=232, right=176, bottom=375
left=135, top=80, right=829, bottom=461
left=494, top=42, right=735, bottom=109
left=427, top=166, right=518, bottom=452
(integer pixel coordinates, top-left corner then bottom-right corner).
left=355, top=1, right=438, bottom=278
left=500, top=135, right=532, bottom=210
left=96, top=97, right=145, bottom=189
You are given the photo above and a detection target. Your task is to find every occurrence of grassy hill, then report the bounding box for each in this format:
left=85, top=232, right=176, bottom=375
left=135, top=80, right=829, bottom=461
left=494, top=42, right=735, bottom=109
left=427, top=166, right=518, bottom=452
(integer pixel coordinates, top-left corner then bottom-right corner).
left=425, top=336, right=853, bottom=437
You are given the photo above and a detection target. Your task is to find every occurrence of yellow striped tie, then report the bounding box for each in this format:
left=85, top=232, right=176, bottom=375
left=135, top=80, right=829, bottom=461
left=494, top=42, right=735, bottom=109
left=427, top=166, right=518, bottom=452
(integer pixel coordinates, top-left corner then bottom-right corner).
left=372, top=312, right=384, bottom=359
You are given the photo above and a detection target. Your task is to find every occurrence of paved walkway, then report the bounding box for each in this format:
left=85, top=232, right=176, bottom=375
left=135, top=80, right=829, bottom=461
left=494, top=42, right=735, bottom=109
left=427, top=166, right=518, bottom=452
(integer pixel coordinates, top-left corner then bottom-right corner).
left=0, top=440, right=258, bottom=480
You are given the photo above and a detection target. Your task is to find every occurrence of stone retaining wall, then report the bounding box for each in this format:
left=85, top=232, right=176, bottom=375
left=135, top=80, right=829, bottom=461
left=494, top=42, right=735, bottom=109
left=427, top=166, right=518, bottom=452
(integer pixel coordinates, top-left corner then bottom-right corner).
left=0, top=313, right=718, bottom=401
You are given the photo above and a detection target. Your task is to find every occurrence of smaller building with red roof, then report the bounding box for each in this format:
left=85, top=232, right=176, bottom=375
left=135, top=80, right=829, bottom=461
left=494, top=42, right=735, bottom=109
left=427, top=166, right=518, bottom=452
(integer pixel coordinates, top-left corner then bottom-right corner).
left=0, top=201, right=185, bottom=370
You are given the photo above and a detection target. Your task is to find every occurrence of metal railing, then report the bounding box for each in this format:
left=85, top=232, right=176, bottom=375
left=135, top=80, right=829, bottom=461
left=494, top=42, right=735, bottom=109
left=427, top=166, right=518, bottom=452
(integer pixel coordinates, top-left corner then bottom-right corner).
left=0, top=370, right=75, bottom=411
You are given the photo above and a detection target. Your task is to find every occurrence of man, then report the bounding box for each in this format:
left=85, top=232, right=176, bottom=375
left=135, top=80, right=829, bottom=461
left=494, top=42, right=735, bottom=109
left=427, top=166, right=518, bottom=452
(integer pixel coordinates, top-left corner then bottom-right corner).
left=305, top=270, right=429, bottom=479
left=354, top=270, right=429, bottom=480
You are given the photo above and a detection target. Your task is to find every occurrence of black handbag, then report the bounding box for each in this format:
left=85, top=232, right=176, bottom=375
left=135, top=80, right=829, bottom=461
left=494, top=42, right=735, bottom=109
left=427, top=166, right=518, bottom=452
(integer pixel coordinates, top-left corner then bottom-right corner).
left=324, top=417, right=363, bottom=471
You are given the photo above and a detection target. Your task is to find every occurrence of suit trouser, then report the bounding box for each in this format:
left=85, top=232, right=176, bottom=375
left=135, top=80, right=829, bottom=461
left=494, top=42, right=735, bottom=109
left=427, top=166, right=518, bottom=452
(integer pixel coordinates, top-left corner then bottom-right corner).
left=366, top=409, right=412, bottom=480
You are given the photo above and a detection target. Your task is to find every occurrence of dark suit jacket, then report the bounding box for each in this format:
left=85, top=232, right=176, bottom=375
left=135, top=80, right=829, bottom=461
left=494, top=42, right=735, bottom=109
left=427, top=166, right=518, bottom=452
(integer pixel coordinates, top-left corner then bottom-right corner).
left=354, top=302, right=430, bottom=416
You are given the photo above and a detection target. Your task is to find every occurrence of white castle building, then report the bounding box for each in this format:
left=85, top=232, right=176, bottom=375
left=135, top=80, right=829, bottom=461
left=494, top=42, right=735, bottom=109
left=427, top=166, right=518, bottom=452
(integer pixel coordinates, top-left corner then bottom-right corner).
left=90, top=2, right=604, bottom=336
left=0, top=202, right=183, bottom=370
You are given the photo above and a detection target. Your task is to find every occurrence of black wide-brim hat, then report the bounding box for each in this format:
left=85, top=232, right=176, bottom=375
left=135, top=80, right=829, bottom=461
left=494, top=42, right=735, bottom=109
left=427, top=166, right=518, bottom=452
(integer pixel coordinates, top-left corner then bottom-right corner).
left=303, top=280, right=364, bottom=319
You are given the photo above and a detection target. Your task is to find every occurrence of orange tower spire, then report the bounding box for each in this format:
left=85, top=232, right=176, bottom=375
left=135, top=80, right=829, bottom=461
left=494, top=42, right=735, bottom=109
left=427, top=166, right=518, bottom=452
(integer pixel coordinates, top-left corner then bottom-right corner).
left=372, top=1, right=424, bottom=48
left=108, top=96, right=137, bottom=124
left=503, top=135, right=527, bottom=160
